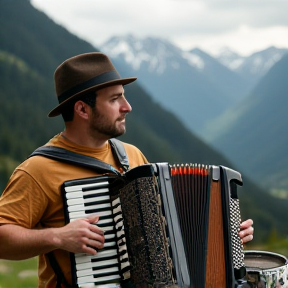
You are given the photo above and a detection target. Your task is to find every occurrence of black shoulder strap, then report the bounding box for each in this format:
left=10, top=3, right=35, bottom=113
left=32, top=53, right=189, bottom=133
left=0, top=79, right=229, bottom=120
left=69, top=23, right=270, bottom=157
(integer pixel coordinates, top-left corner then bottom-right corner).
left=29, top=138, right=129, bottom=175
left=47, top=252, right=75, bottom=288
left=109, top=138, right=129, bottom=171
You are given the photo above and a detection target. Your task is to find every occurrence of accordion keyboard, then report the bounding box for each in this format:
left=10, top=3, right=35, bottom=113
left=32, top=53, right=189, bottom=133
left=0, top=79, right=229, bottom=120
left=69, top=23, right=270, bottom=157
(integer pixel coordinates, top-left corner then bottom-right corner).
left=63, top=180, right=123, bottom=287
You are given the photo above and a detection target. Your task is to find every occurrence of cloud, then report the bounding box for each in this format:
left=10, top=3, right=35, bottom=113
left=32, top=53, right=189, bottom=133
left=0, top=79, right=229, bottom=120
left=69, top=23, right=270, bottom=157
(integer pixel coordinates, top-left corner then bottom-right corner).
left=31, top=0, right=288, bottom=55
left=207, top=1, right=288, bottom=28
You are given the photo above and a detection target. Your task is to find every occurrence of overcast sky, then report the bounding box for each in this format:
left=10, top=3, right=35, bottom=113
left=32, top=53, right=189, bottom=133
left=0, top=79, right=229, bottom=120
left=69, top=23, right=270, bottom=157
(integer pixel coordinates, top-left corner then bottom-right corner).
left=31, top=0, right=288, bottom=56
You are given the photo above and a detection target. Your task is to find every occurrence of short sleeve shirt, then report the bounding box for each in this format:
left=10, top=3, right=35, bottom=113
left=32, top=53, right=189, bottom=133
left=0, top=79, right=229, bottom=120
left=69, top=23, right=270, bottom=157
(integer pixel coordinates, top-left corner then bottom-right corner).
left=0, top=134, right=148, bottom=287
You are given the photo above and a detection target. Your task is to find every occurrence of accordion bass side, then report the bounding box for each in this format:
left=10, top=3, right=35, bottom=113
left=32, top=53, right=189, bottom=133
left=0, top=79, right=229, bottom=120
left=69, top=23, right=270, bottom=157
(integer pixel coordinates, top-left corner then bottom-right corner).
left=62, top=163, right=247, bottom=288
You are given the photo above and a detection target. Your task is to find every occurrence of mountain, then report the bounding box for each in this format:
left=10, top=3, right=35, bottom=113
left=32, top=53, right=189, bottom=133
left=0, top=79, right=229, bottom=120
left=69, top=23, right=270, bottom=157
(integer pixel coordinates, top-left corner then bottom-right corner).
left=186, top=48, right=249, bottom=102
left=215, top=46, right=288, bottom=91
left=1, top=0, right=288, bottom=242
left=0, top=0, right=98, bottom=80
left=100, top=35, right=287, bottom=139
left=100, top=35, right=248, bottom=138
left=209, top=53, right=288, bottom=194
left=0, top=0, right=100, bottom=161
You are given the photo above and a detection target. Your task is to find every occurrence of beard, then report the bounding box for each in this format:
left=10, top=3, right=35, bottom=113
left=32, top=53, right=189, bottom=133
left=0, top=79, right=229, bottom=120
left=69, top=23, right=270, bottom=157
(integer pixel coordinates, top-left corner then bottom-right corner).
left=89, top=107, right=127, bottom=139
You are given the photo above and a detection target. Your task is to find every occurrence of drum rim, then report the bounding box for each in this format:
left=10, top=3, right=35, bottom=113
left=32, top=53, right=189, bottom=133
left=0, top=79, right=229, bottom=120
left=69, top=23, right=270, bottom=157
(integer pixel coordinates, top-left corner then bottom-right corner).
left=244, top=250, right=288, bottom=272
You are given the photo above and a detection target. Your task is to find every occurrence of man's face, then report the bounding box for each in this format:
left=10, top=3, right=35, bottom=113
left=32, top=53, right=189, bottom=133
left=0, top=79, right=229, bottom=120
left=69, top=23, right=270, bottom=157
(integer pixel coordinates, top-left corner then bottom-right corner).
left=89, top=85, right=132, bottom=139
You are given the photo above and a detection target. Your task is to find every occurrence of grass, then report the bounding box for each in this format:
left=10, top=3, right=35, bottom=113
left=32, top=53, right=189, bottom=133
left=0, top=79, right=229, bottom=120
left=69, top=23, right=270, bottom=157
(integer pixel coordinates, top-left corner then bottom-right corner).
left=0, top=239, right=287, bottom=287
left=247, top=238, right=288, bottom=259
left=0, top=258, right=38, bottom=288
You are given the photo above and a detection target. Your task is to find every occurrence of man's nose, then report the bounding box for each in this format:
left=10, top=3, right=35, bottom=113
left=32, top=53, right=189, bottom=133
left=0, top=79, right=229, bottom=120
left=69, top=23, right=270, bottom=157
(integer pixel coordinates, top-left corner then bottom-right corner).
left=121, top=96, right=132, bottom=112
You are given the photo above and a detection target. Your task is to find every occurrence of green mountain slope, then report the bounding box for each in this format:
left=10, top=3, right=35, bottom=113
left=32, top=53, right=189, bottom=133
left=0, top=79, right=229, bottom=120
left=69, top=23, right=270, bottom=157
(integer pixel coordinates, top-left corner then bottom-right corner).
left=0, top=0, right=287, bottom=242
left=210, top=53, right=288, bottom=193
left=0, top=0, right=97, bottom=78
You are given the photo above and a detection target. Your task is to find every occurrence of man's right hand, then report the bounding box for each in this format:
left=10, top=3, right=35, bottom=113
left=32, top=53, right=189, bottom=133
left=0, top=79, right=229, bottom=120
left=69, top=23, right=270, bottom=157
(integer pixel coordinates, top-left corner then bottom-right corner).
left=54, top=215, right=105, bottom=255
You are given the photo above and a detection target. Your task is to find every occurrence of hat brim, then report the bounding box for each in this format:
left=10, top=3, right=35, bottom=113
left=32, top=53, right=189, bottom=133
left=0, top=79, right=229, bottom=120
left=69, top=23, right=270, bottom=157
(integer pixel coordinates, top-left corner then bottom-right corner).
left=48, top=77, right=137, bottom=117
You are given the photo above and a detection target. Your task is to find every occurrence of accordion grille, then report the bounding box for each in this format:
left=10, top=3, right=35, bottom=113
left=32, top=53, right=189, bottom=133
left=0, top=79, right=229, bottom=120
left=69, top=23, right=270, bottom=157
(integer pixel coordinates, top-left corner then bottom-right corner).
left=119, top=176, right=175, bottom=287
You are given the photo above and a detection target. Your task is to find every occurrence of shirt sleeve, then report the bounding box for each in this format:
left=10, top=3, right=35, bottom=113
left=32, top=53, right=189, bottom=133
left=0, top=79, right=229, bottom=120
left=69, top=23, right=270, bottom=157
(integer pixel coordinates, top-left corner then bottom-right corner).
left=0, top=168, right=48, bottom=228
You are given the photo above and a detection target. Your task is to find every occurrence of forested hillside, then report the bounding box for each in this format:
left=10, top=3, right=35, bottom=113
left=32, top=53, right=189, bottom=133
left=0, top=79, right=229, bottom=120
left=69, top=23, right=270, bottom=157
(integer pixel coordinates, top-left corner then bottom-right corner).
left=209, top=53, right=288, bottom=193
left=0, top=0, right=288, bottom=243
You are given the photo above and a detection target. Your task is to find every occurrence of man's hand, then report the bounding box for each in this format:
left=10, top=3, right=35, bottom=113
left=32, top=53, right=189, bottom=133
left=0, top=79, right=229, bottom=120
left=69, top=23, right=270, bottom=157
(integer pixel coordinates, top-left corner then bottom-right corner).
left=55, top=215, right=105, bottom=255
left=239, top=219, right=254, bottom=244
left=0, top=215, right=105, bottom=260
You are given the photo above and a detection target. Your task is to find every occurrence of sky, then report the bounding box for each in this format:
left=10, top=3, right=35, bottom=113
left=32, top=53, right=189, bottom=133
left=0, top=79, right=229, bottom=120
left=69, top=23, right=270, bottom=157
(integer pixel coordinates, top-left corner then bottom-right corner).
left=31, top=0, right=288, bottom=56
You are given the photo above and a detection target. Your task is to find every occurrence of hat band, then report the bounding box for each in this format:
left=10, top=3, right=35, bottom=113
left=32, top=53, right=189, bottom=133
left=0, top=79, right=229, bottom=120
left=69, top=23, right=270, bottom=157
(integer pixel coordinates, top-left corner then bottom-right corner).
left=58, top=70, right=120, bottom=104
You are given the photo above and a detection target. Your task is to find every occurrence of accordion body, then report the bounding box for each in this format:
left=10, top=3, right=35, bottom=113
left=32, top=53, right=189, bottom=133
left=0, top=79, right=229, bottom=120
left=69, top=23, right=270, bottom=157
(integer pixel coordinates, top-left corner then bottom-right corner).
left=62, top=163, right=246, bottom=288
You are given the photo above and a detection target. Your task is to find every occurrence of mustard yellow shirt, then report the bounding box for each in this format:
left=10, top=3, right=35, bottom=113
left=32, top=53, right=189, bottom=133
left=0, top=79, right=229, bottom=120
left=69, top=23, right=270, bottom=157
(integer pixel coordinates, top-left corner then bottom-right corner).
left=0, top=134, right=148, bottom=287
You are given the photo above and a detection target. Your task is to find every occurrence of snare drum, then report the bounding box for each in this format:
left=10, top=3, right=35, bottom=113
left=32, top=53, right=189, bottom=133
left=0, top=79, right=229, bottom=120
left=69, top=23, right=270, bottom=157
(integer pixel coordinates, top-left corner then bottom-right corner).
left=244, top=250, right=288, bottom=288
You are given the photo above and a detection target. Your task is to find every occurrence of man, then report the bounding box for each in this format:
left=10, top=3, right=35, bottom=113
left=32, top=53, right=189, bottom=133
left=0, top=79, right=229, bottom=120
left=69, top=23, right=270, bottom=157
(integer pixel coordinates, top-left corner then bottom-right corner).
left=0, top=52, right=253, bottom=287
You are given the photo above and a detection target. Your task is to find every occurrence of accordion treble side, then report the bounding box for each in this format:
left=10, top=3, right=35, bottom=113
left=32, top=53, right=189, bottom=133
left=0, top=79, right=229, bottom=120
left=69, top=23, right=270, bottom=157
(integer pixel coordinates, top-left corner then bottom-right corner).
left=155, top=163, right=246, bottom=288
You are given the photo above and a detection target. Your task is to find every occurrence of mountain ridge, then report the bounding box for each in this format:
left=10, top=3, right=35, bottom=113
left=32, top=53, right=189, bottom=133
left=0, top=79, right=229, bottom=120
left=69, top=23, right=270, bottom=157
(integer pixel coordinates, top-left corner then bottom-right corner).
left=100, top=35, right=243, bottom=137
left=100, top=35, right=287, bottom=138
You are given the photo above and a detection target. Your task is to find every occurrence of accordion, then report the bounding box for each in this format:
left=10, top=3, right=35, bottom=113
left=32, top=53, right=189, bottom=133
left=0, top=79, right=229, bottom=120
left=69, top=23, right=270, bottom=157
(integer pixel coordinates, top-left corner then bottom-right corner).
left=62, top=163, right=247, bottom=288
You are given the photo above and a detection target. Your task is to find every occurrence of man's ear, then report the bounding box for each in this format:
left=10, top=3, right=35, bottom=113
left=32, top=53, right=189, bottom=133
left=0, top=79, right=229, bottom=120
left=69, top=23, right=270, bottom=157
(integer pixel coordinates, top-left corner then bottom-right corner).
left=74, top=100, right=89, bottom=119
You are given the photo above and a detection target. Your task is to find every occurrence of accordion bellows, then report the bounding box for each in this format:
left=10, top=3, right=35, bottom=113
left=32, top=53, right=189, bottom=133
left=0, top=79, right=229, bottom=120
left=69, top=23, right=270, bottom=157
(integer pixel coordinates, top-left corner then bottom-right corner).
left=62, top=163, right=246, bottom=288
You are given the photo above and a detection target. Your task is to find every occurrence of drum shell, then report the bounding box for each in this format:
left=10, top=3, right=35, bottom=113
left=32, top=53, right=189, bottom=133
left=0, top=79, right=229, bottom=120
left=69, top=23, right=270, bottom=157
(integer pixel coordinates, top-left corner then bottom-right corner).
left=244, top=250, right=288, bottom=288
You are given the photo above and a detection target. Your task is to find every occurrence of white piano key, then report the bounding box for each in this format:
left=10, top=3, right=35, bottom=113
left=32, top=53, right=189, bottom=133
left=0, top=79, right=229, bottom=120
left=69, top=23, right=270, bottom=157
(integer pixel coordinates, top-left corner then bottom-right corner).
left=98, top=218, right=114, bottom=226
left=113, top=214, right=123, bottom=223
left=69, top=208, right=112, bottom=219
left=102, top=227, right=115, bottom=233
left=82, top=188, right=110, bottom=196
left=75, top=254, right=94, bottom=264
left=92, top=259, right=119, bottom=268
left=95, top=249, right=118, bottom=259
left=115, top=220, right=124, bottom=229
left=76, top=262, right=94, bottom=271
left=75, top=245, right=116, bottom=265
left=84, top=202, right=112, bottom=210
left=77, top=274, right=95, bottom=287
left=93, top=266, right=119, bottom=277
left=103, top=241, right=116, bottom=248
left=68, top=203, right=86, bottom=212
left=67, top=195, right=110, bottom=206
left=111, top=197, right=121, bottom=206
left=120, top=261, right=130, bottom=270
left=118, top=245, right=127, bottom=254
left=77, top=267, right=93, bottom=277
left=68, top=202, right=112, bottom=213
left=104, top=233, right=116, bottom=240
left=92, top=283, right=121, bottom=288
left=65, top=190, right=86, bottom=199
left=68, top=202, right=111, bottom=213
left=95, top=283, right=121, bottom=288
left=76, top=258, right=118, bottom=271
left=65, top=188, right=110, bottom=200
left=75, top=249, right=118, bottom=264
left=116, top=230, right=125, bottom=238
left=77, top=266, right=119, bottom=277
left=77, top=274, right=121, bottom=286
left=65, top=181, right=109, bottom=193
left=112, top=207, right=122, bottom=215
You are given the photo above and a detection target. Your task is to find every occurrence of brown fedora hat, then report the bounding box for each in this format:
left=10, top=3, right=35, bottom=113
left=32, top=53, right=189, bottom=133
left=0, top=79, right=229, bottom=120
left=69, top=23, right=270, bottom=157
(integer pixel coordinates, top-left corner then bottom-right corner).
left=48, top=52, right=137, bottom=117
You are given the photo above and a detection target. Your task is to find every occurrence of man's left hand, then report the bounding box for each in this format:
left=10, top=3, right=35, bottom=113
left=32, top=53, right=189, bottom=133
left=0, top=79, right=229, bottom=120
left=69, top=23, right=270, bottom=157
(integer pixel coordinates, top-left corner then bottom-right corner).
left=239, top=219, right=254, bottom=244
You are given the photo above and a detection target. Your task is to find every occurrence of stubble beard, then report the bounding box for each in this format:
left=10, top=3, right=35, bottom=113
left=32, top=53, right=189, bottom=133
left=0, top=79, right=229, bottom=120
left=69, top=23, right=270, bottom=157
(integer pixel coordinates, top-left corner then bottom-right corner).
left=90, top=108, right=127, bottom=139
